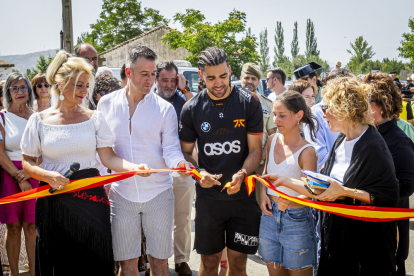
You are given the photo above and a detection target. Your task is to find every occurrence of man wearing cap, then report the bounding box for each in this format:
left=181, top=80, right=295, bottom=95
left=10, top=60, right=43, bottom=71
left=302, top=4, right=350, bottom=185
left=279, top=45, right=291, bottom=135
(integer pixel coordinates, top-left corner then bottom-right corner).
left=330, top=61, right=341, bottom=72
left=391, top=71, right=402, bottom=90
left=294, top=62, right=323, bottom=104
left=266, top=68, right=287, bottom=102
left=240, top=63, right=276, bottom=201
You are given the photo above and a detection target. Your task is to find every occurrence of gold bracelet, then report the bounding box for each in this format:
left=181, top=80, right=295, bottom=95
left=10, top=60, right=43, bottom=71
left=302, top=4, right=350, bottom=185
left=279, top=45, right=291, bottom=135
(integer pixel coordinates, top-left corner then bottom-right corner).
left=353, top=188, right=357, bottom=204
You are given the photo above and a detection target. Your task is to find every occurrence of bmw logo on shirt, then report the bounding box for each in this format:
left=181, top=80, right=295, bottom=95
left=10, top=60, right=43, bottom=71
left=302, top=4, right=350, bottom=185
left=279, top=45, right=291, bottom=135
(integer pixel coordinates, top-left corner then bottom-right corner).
left=201, top=122, right=211, bottom=132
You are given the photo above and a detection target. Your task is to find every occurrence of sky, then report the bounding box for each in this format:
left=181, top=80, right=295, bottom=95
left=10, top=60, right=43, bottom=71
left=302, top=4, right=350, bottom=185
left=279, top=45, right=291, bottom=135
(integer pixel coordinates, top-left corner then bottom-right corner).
left=1, top=0, right=413, bottom=67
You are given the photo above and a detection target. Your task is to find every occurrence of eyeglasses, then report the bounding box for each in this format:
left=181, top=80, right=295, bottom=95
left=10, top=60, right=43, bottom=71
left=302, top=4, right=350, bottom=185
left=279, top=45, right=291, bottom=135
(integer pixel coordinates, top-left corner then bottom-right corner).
left=321, top=104, right=330, bottom=114
left=369, top=99, right=378, bottom=103
left=36, top=83, right=50, bottom=89
left=9, top=85, right=28, bottom=93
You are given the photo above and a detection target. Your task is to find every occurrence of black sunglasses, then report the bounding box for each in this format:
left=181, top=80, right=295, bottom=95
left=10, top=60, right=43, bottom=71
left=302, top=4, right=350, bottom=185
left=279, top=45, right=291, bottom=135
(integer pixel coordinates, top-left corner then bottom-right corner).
left=369, top=99, right=379, bottom=103
left=36, top=83, right=50, bottom=89
left=301, top=77, right=310, bottom=81
left=321, top=104, right=330, bottom=114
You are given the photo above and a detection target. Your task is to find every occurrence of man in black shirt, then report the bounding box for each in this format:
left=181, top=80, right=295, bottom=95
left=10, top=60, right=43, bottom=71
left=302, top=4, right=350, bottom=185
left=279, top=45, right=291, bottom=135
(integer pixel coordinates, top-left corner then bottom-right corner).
left=155, top=61, right=194, bottom=276
left=179, top=47, right=263, bottom=276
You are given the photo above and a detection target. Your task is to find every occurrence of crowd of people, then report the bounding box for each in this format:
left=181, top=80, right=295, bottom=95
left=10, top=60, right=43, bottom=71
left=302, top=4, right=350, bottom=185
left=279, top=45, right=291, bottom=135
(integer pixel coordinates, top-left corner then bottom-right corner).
left=0, top=43, right=413, bottom=276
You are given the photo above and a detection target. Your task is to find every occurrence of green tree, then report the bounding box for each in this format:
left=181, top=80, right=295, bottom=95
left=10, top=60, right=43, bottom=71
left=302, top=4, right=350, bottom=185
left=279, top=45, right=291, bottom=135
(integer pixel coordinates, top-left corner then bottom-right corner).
left=305, top=19, right=320, bottom=57
left=26, top=54, right=54, bottom=79
left=259, top=28, right=270, bottom=74
left=398, top=17, right=414, bottom=63
left=291, top=21, right=299, bottom=58
left=162, top=9, right=259, bottom=77
left=347, top=36, right=375, bottom=73
left=273, top=21, right=288, bottom=67
left=78, top=0, right=168, bottom=53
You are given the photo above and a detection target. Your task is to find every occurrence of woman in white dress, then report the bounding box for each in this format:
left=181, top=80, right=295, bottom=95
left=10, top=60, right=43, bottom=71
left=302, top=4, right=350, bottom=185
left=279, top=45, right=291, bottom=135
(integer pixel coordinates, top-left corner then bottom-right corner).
left=21, top=50, right=151, bottom=276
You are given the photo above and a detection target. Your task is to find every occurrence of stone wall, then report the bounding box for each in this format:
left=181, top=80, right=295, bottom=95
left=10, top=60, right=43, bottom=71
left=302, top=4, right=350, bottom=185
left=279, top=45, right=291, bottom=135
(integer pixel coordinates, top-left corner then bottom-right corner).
left=99, top=27, right=189, bottom=67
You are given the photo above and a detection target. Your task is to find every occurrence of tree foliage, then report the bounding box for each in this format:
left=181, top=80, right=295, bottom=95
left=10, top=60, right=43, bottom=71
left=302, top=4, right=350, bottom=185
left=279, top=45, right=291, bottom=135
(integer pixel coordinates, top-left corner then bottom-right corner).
left=347, top=36, right=376, bottom=73
left=259, top=28, right=270, bottom=74
left=162, top=9, right=259, bottom=77
left=347, top=58, right=411, bottom=75
left=398, top=17, right=414, bottom=63
left=305, top=19, right=319, bottom=57
left=77, top=0, right=169, bottom=53
left=26, top=54, right=54, bottom=79
left=273, top=21, right=288, bottom=67
left=291, top=21, right=299, bottom=58
left=347, top=36, right=375, bottom=62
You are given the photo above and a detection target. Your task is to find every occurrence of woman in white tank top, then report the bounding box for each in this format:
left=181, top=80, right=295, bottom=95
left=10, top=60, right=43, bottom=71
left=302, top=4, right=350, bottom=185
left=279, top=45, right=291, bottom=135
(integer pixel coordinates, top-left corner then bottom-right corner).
left=258, top=91, right=318, bottom=276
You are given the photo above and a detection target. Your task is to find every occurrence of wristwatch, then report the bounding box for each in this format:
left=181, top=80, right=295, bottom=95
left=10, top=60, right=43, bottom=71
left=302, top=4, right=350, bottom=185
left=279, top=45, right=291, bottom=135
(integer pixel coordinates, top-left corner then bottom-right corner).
left=192, top=167, right=203, bottom=181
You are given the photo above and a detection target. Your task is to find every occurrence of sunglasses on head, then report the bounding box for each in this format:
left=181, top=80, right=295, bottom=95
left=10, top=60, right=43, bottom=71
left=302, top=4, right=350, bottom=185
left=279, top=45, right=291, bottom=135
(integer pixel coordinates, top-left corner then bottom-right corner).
left=321, top=104, right=330, bottom=114
left=36, top=83, right=50, bottom=89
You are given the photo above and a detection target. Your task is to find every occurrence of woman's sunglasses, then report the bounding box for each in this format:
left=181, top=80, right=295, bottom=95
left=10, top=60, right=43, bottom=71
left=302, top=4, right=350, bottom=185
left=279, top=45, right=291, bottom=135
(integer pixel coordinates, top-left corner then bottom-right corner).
left=36, top=83, right=50, bottom=89
left=321, top=104, right=330, bottom=114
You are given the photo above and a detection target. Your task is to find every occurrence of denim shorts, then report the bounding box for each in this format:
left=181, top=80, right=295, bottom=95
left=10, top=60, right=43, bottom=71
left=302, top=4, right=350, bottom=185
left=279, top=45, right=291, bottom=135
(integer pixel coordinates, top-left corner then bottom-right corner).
left=258, top=200, right=316, bottom=270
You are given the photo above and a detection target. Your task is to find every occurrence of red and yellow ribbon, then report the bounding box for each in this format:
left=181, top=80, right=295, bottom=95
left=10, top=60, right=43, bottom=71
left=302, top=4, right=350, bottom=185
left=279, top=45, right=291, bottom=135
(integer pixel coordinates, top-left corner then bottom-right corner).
left=3, top=169, right=414, bottom=222
left=0, top=168, right=201, bottom=205
left=245, top=175, right=414, bottom=222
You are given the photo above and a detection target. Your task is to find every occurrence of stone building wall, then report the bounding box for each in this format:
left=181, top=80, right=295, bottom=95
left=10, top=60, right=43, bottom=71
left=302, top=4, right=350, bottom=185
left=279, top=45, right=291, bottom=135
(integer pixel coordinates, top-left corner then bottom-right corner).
left=99, top=26, right=189, bottom=67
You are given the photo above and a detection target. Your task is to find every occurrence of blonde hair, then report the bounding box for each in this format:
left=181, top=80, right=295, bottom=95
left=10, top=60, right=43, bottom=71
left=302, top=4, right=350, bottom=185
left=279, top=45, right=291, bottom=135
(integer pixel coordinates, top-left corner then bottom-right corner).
left=323, top=77, right=373, bottom=127
left=46, top=50, right=94, bottom=104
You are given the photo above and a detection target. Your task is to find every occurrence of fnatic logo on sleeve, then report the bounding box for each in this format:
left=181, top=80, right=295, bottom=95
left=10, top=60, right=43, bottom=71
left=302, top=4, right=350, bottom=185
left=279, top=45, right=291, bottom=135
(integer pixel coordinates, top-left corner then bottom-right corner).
left=233, top=119, right=245, bottom=128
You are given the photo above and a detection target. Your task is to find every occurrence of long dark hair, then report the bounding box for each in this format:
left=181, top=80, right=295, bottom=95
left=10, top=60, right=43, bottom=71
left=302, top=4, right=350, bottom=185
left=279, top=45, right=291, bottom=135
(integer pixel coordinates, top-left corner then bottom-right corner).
left=276, top=91, right=317, bottom=141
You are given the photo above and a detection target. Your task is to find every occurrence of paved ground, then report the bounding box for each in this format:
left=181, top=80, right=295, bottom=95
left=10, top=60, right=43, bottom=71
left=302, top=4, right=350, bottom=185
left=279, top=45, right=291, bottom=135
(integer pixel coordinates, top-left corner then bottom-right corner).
left=7, top=204, right=414, bottom=275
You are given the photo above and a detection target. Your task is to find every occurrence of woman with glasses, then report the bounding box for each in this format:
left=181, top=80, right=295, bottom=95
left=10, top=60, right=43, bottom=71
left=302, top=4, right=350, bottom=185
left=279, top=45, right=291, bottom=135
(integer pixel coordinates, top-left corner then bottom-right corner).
left=264, top=77, right=399, bottom=276
left=31, top=73, right=50, bottom=112
left=363, top=73, right=414, bottom=276
left=0, top=73, right=39, bottom=276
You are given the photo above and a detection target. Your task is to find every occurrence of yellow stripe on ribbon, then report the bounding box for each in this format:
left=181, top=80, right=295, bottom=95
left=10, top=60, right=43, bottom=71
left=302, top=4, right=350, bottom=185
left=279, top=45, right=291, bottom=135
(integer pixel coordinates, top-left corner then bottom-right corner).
left=246, top=175, right=414, bottom=222
left=0, top=168, right=201, bottom=205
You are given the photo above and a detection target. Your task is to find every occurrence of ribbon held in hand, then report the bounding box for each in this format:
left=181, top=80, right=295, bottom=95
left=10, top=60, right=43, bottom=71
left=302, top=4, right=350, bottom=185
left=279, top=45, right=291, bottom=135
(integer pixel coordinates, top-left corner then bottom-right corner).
left=245, top=174, right=414, bottom=222
left=0, top=167, right=202, bottom=205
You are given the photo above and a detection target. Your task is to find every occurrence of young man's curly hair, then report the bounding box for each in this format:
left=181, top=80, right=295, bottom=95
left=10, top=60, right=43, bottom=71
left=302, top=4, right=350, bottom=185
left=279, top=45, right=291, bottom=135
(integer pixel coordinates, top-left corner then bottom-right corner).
left=323, top=77, right=373, bottom=127
left=362, top=73, right=402, bottom=119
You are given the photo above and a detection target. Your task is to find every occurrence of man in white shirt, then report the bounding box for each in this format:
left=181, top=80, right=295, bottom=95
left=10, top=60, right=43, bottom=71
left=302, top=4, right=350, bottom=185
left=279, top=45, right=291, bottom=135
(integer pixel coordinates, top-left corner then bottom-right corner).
left=97, top=46, right=192, bottom=276
left=266, top=68, right=287, bottom=102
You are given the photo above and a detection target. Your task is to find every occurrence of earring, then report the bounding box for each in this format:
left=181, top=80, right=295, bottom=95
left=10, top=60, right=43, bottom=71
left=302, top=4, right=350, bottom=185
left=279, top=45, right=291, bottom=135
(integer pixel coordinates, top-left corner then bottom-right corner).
left=59, top=93, right=65, bottom=101
left=381, top=110, right=383, bottom=115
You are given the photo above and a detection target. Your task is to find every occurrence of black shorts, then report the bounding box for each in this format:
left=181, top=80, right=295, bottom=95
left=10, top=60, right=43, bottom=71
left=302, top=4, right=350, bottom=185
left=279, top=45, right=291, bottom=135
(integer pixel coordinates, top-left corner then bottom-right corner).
left=194, top=196, right=261, bottom=255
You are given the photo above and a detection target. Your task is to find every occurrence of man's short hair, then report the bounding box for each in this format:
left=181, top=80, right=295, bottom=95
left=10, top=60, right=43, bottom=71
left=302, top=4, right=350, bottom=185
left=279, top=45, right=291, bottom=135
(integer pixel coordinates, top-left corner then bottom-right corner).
left=125, top=46, right=157, bottom=70
left=74, top=43, right=96, bottom=57
left=267, top=68, right=286, bottom=85
left=120, top=64, right=126, bottom=80
left=198, top=47, right=229, bottom=72
left=156, top=61, right=178, bottom=79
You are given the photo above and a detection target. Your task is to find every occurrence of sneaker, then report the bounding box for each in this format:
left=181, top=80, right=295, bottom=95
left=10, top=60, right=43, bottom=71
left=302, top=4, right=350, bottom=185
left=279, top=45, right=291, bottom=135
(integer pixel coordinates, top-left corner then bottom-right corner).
left=175, top=262, right=192, bottom=276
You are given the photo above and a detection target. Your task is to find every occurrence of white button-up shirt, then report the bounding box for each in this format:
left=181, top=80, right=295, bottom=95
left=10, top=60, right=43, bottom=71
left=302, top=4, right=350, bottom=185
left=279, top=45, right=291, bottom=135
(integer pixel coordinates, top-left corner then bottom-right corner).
left=97, top=89, right=185, bottom=202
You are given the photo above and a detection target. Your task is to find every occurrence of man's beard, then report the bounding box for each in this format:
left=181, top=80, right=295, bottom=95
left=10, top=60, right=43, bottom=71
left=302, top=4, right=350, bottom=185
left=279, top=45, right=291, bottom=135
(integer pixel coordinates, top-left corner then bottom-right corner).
left=207, top=84, right=229, bottom=99
left=243, top=84, right=257, bottom=92
left=158, top=86, right=176, bottom=99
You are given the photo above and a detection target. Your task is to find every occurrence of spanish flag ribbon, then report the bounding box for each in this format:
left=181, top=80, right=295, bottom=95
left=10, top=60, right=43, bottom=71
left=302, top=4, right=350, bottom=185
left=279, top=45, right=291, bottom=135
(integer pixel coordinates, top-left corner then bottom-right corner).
left=245, top=175, right=414, bottom=222
left=0, top=168, right=201, bottom=205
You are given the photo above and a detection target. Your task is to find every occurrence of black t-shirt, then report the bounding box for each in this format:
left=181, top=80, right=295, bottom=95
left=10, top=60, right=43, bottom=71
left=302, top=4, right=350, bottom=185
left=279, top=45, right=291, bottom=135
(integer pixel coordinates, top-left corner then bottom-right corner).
left=155, top=89, right=186, bottom=121
left=179, top=86, right=263, bottom=200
